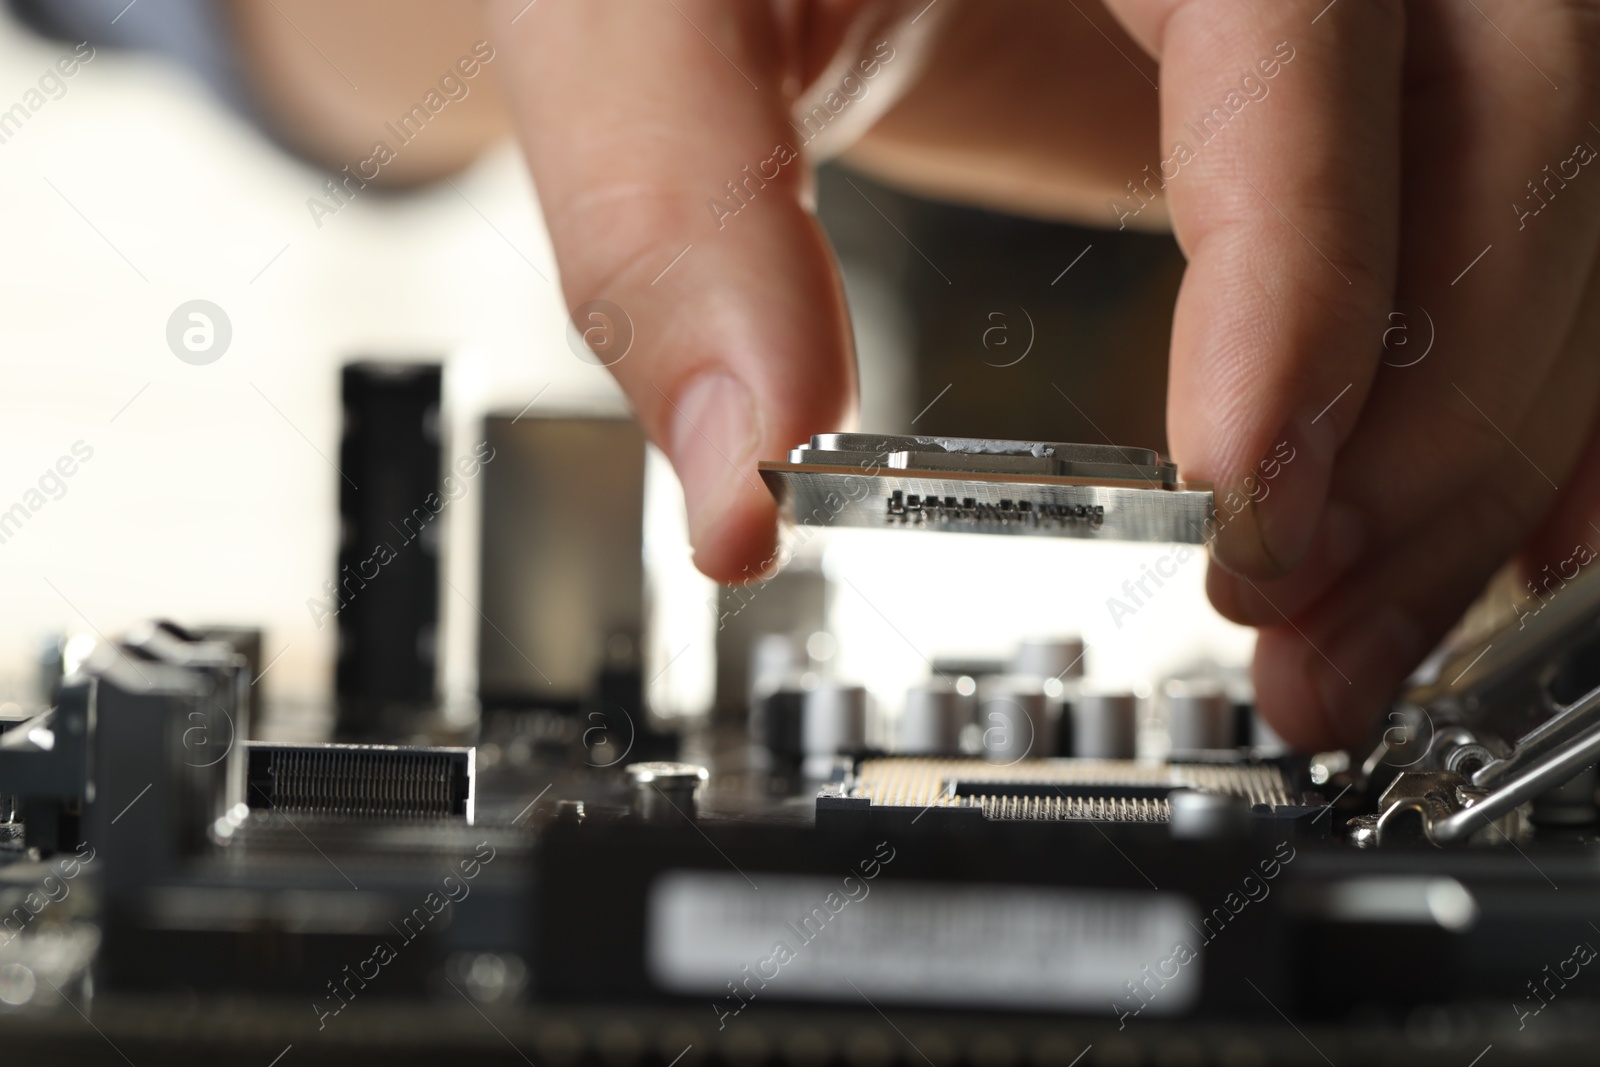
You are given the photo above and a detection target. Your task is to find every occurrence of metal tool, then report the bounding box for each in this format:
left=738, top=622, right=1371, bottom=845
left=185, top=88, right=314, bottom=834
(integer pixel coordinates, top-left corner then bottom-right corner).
left=1349, top=563, right=1600, bottom=845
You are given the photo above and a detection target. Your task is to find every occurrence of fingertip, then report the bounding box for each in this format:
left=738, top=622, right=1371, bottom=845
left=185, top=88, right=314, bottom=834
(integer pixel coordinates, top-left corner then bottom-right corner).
left=1319, top=606, right=1427, bottom=747
left=1251, top=626, right=1344, bottom=753
left=1208, top=501, right=1278, bottom=579
left=1207, top=500, right=1368, bottom=626
left=660, top=369, right=785, bottom=584
left=1206, top=423, right=1331, bottom=580
left=1253, top=605, right=1427, bottom=754
left=689, top=483, right=781, bottom=585
left=1205, top=559, right=1247, bottom=624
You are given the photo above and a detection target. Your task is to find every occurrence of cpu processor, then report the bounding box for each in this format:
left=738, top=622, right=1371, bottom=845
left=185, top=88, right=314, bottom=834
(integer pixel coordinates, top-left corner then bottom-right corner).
left=759, top=433, right=1213, bottom=544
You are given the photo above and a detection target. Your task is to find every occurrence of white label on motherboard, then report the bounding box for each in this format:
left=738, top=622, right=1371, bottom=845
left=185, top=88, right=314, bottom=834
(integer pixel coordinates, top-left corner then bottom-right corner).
left=648, top=872, right=1202, bottom=1014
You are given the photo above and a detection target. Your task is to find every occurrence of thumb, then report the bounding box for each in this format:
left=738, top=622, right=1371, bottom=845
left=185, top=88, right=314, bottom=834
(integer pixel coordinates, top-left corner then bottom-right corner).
left=490, top=0, right=857, bottom=582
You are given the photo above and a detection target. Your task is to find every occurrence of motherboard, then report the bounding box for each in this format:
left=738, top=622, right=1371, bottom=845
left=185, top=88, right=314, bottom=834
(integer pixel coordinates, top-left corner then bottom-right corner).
left=2, top=428, right=1598, bottom=1067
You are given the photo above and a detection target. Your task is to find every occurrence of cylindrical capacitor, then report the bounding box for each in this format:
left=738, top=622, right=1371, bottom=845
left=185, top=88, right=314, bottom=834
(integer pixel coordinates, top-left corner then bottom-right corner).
left=748, top=633, right=806, bottom=708
left=626, top=762, right=708, bottom=823
left=978, top=677, right=1055, bottom=763
left=802, top=683, right=868, bottom=757
left=752, top=685, right=807, bottom=762
left=897, top=678, right=975, bottom=755
left=1164, top=679, right=1237, bottom=752
left=1071, top=688, right=1138, bottom=759
left=1010, top=637, right=1085, bottom=681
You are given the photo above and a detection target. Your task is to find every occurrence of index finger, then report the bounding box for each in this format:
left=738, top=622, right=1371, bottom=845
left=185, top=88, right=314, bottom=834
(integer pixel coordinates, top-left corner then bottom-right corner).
left=490, top=0, right=860, bottom=582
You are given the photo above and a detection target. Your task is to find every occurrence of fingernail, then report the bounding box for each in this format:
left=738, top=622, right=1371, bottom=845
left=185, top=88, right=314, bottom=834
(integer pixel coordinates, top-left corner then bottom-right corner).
left=1212, top=421, right=1330, bottom=577
left=1221, top=499, right=1367, bottom=627
left=1252, top=420, right=1331, bottom=572
left=668, top=371, right=759, bottom=540
left=1314, top=606, right=1426, bottom=746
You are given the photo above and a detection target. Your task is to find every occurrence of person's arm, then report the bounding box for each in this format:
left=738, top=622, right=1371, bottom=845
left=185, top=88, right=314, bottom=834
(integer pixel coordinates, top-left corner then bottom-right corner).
left=228, top=0, right=510, bottom=185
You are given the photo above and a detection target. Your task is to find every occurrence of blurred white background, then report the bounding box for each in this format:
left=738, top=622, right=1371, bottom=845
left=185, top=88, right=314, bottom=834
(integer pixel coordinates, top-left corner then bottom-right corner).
left=0, top=10, right=1252, bottom=730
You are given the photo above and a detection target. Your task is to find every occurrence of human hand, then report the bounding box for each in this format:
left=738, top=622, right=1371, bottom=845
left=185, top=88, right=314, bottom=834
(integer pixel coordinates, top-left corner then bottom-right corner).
left=487, top=0, right=939, bottom=583
left=487, top=0, right=1164, bottom=586
left=1101, top=0, right=1600, bottom=749
left=491, top=0, right=1600, bottom=754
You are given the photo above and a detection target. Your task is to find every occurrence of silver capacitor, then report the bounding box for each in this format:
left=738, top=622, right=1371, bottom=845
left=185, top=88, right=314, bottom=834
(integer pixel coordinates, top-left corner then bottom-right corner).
left=748, top=632, right=807, bottom=707
left=1070, top=688, right=1138, bottom=759
left=1010, top=637, right=1085, bottom=681
left=802, top=683, right=868, bottom=758
left=1164, top=679, right=1236, bottom=752
left=626, top=762, right=708, bottom=823
left=897, top=677, right=975, bottom=755
left=978, top=677, right=1055, bottom=763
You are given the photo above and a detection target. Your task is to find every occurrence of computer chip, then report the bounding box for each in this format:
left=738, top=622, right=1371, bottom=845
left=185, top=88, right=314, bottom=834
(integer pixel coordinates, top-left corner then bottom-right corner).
left=759, top=434, right=1213, bottom=544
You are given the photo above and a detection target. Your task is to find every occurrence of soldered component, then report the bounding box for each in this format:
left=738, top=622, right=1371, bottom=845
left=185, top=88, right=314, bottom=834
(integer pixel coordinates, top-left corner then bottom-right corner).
left=759, top=434, right=1212, bottom=544
left=819, top=756, right=1299, bottom=824
left=1070, top=689, right=1139, bottom=759
left=626, top=761, right=708, bottom=823
left=897, top=679, right=975, bottom=756
left=978, top=679, right=1055, bottom=763
left=1164, top=679, right=1238, bottom=753
left=244, top=742, right=474, bottom=822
